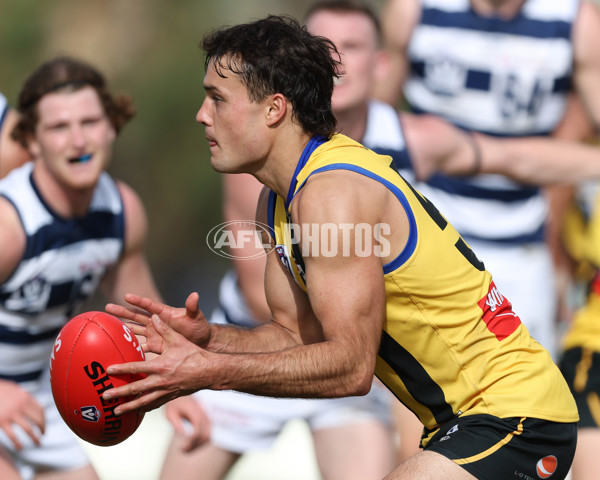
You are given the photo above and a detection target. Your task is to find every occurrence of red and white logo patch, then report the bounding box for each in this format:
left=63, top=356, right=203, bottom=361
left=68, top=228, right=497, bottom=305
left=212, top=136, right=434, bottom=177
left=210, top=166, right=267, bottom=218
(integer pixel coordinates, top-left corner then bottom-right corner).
left=477, top=281, right=522, bottom=341
left=536, top=455, right=557, bottom=478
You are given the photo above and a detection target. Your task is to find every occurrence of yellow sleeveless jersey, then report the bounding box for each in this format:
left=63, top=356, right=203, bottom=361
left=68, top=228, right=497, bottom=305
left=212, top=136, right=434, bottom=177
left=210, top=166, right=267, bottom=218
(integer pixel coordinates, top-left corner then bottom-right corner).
left=267, top=133, right=578, bottom=445
left=562, top=182, right=600, bottom=352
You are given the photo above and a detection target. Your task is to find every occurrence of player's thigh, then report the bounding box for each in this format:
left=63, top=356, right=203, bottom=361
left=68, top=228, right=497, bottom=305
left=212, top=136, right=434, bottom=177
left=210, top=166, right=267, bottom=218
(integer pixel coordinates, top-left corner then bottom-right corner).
left=159, top=434, right=240, bottom=480
left=392, top=401, right=423, bottom=461
left=571, top=428, right=600, bottom=480
left=0, top=448, right=21, bottom=480
left=313, top=420, right=396, bottom=480
left=35, top=464, right=99, bottom=480
left=385, top=450, right=476, bottom=480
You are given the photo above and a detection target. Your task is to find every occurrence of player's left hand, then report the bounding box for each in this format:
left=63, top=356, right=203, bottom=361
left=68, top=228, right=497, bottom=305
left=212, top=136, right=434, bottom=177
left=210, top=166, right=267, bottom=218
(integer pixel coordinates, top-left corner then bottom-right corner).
left=102, top=314, right=210, bottom=415
left=106, top=292, right=211, bottom=350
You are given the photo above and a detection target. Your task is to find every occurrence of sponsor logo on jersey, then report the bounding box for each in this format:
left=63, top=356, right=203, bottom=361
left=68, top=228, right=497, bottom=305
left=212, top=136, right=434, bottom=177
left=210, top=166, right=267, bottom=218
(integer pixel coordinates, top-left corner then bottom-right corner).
left=478, top=281, right=522, bottom=341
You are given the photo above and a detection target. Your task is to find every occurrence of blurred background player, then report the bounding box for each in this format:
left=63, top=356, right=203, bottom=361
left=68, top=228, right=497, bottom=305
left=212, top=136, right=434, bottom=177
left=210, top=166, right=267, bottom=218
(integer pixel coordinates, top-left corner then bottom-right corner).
left=0, top=56, right=161, bottom=480
left=374, top=0, right=600, bottom=360
left=0, top=92, right=30, bottom=178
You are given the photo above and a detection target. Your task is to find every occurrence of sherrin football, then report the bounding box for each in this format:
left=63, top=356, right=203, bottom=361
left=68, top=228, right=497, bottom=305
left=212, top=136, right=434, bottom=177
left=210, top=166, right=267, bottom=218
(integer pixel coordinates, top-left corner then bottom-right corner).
left=50, top=311, right=146, bottom=446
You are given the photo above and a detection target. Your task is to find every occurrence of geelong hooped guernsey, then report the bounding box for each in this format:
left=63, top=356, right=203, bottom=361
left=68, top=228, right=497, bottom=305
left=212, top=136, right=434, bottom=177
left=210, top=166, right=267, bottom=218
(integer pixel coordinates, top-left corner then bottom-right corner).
left=0, top=163, right=125, bottom=389
left=268, top=134, right=578, bottom=444
left=0, top=93, right=8, bottom=131
left=362, top=100, right=414, bottom=182
left=214, top=269, right=261, bottom=328
left=404, top=0, right=579, bottom=244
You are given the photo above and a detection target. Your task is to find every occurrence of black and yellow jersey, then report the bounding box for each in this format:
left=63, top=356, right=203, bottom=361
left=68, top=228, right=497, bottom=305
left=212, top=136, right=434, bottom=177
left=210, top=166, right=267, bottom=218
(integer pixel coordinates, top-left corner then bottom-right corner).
left=267, top=133, right=578, bottom=445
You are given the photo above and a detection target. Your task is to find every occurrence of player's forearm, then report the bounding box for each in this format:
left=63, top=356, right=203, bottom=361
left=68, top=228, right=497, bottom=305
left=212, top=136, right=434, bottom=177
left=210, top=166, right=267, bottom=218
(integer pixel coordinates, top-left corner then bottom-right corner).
left=206, top=340, right=374, bottom=398
left=477, top=134, right=600, bottom=185
left=205, top=320, right=301, bottom=354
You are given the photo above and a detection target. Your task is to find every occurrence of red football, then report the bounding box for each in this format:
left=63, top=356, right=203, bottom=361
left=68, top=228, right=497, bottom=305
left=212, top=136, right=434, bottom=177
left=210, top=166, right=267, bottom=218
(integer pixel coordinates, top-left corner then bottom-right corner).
left=50, top=311, right=146, bottom=446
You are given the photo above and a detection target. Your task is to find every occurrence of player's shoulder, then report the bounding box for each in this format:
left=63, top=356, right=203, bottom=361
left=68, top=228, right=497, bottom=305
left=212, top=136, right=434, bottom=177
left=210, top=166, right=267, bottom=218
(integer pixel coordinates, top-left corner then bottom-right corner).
left=0, top=195, right=26, bottom=283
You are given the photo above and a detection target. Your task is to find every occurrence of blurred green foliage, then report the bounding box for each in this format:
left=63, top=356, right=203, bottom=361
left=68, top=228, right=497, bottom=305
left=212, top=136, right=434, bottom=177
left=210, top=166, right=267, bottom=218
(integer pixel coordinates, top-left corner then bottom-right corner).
left=0, top=0, right=383, bottom=306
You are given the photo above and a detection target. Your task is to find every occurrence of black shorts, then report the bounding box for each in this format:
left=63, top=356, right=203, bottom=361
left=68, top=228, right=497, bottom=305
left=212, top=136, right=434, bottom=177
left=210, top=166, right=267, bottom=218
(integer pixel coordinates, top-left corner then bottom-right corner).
left=560, top=346, right=600, bottom=428
left=425, top=414, right=577, bottom=480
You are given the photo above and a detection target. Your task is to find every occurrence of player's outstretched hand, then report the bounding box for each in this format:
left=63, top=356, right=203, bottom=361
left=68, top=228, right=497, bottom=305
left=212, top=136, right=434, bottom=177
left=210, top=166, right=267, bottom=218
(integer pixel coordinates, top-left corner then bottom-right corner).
left=102, top=314, right=209, bottom=415
left=0, top=380, right=45, bottom=450
left=106, top=292, right=211, bottom=349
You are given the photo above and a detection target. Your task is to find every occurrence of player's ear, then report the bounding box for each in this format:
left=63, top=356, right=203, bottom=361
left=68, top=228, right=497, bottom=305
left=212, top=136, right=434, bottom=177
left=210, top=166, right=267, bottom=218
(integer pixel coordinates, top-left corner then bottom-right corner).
left=27, top=136, right=42, bottom=159
left=265, top=93, right=287, bottom=126
left=374, top=49, right=391, bottom=85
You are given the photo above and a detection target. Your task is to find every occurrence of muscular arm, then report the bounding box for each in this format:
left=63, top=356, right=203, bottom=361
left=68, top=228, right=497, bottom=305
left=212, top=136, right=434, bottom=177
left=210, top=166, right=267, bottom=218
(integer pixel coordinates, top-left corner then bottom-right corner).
left=0, top=109, right=31, bottom=178
left=402, top=112, right=600, bottom=185
left=0, top=197, right=26, bottom=284
left=104, top=171, right=396, bottom=411
left=373, top=0, right=420, bottom=107
left=572, top=0, right=600, bottom=133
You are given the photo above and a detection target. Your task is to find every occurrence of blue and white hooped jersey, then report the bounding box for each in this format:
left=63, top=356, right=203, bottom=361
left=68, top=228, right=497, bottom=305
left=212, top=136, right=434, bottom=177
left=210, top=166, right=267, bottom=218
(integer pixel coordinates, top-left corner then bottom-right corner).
left=404, top=0, right=579, bottom=244
left=0, top=163, right=125, bottom=389
left=0, top=93, right=8, bottom=135
left=212, top=269, right=261, bottom=328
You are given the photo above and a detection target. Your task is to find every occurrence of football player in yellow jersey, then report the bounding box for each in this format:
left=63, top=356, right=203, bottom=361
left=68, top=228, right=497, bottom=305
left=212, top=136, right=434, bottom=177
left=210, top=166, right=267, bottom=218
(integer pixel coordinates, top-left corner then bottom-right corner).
left=101, top=15, right=578, bottom=480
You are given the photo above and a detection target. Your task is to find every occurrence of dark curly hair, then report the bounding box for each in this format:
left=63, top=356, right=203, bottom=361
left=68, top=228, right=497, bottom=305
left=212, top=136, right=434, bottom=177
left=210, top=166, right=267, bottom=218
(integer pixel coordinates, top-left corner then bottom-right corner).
left=11, top=56, right=135, bottom=148
left=201, top=15, right=341, bottom=138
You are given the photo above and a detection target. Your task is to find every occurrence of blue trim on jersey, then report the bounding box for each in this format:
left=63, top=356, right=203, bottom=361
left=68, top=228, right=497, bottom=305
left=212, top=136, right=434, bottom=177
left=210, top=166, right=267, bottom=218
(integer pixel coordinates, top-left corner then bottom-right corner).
left=369, top=147, right=413, bottom=171
left=296, top=163, right=417, bottom=275
left=0, top=370, right=45, bottom=383
left=462, top=223, right=545, bottom=245
left=0, top=324, right=61, bottom=344
left=425, top=173, right=539, bottom=202
left=421, top=8, right=572, bottom=39
left=286, top=135, right=327, bottom=210
left=267, top=190, right=276, bottom=241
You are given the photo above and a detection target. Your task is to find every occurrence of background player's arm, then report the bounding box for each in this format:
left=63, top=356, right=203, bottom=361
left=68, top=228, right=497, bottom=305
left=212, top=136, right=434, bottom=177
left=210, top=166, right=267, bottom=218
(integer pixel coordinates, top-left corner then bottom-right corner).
left=402, top=112, right=600, bottom=185
left=100, top=181, right=162, bottom=304
left=373, top=0, right=420, bottom=107
left=0, top=197, right=45, bottom=449
left=572, top=0, right=600, bottom=133
left=0, top=109, right=31, bottom=179
left=223, top=174, right=270, bottom=322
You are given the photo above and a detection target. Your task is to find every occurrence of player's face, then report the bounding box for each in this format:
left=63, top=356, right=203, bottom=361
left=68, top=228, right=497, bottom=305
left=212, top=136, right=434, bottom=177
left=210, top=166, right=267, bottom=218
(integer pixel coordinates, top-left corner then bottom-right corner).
left=30, top=87, right=115, bottom=191
left=306, top=10, right=381, bottom=114
left=197, top=61, right=271, bottom=174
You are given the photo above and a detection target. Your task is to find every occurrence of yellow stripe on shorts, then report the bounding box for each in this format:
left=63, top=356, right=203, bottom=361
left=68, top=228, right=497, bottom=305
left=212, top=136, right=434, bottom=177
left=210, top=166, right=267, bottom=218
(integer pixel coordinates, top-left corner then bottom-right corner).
left=453, top=418, right=525, bottom=466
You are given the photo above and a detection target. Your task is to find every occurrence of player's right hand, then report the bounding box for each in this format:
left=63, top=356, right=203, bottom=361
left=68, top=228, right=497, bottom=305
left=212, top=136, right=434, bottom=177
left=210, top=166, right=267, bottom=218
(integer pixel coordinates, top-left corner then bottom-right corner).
left=0, top=380, right=45, bottom=450
left=165, top=395, right=210, bottom=452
